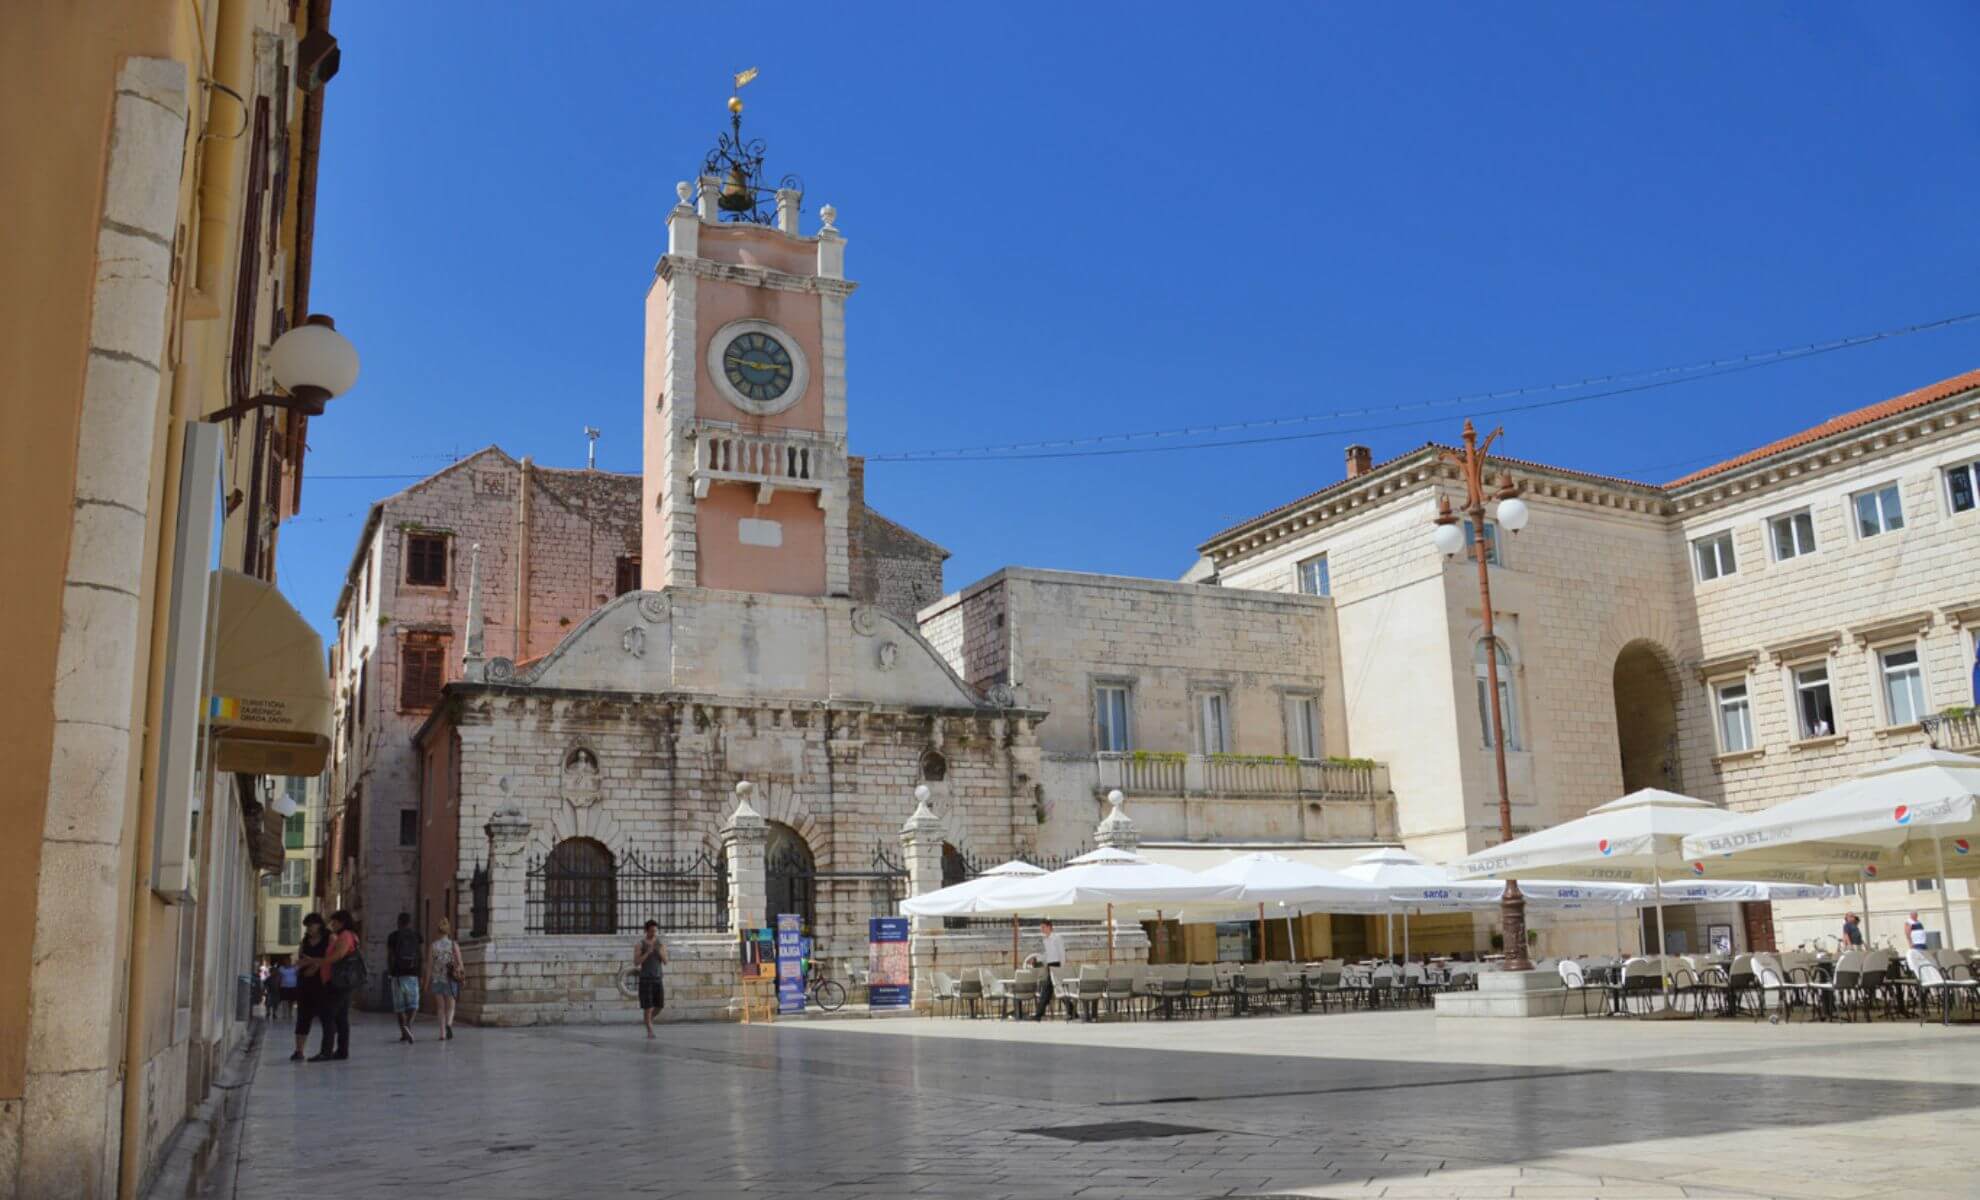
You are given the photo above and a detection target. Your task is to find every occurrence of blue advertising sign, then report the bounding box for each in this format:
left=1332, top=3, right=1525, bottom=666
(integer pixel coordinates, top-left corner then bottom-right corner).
left=867, top=916, right=911, bottom=1010
left=775, top=914, right=805, bottom=1015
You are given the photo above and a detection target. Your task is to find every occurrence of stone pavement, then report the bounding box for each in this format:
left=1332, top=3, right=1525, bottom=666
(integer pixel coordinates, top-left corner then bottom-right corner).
left=232, top=1008, right=1980, bottom=1199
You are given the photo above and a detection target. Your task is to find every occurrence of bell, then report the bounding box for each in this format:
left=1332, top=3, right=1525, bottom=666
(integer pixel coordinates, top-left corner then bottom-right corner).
left=718, top=165, right=753, bottom=213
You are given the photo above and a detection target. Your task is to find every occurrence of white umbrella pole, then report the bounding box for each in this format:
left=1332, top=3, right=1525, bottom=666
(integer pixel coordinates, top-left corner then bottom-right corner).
left=1011, top=915, right=1019, bottom=971
left=1386, top=912, right=1394, bottom=963
left=1258, top=902, right=1266, bottom=963
left=1654, top=876, right=1671, bottom=997
left=1613, top=903, right=1624, bottom=957
left=1107, top=902, right=1115, bottom=964
left=1286, top=912, right=1299, bottom=961
left=1403, top=908, right=1411, bottom=965
left=1934, top=836, right=1955, bottom=944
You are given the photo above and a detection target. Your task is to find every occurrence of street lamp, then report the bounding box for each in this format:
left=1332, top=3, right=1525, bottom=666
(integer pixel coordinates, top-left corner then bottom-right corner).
left=1431, top=419, right=1533, bottom=972
left=205, top=314, right=361, bottom=423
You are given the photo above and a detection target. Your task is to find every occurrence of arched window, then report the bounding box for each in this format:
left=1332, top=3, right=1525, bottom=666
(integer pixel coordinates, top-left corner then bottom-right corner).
left=544, top=837, right=616, bottom=934
left=1473, top=639, right=1520, bottom=751
left=920, top=751, right=948, bottom=782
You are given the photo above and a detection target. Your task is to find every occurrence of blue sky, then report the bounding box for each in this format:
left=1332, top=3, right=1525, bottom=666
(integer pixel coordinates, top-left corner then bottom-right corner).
left=285, top=3, right=1980, bottom=640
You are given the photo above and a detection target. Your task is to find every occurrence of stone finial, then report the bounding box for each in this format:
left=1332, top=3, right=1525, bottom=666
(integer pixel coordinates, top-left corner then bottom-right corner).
left=901, top=783, right=942, bottom=837
left=1095, top=789, right=1140, bottom=852
left=461, top=542, right=486, bottom=682
left=726, top=779, right=765, bottom=827
left=675, top=180, right=693, bottom=207
left=818, top=203, right=837, bottom=232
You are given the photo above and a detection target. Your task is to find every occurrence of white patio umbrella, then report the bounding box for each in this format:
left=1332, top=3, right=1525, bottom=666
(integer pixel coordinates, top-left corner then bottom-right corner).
left=1680, top=747, right=1980, bottom=940
left=1187, top=852, right=1388, bottom=961
left=971, top=847, right=1246, bottom=962
left=1451, top=788, right=1734, bottom=989
left=899, top=859, right=1048, bottom=969
left=1338, top=848, right=1504, bottom=963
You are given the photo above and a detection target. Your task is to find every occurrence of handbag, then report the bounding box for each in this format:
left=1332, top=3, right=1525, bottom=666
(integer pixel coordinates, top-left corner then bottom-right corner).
left=330, top=939, right=368, bottom=992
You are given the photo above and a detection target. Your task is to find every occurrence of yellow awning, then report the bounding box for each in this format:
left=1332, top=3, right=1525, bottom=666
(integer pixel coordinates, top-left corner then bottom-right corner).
left=209, top=569, right=332, bottom=776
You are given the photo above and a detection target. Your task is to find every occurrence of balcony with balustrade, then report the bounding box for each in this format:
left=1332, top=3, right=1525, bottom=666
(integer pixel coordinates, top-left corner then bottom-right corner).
left=689, top=421, right=840, bottom=505
left=1070, top=751, right=1397, bottom=843
left=1923, top=708, right=1980, bottom=755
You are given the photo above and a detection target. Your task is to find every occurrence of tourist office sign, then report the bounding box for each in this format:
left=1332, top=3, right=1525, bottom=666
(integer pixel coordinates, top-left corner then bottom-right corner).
left=775, top=914, right=805, bottom=1015
left=867, top=917, right=910, bottom=1010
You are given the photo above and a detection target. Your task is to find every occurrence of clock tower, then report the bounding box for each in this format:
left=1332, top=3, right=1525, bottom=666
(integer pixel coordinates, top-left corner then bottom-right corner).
left=642, top=98, right=853, bottom=598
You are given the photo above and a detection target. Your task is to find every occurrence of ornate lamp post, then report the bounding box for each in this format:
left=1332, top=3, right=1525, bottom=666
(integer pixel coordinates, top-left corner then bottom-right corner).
left=1430, top=420, right=1533, bottom=972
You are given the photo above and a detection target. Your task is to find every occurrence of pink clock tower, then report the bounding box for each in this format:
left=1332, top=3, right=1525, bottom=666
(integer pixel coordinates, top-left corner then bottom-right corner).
left=642, top=102, right=853, bottom=598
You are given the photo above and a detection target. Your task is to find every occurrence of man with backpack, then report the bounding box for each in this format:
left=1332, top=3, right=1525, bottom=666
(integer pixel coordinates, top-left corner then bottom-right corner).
left=386, top=912, right=423, bottom=1044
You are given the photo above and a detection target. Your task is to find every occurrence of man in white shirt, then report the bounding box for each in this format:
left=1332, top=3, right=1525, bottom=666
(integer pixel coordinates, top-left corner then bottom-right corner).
left=1907, top=912, right=1930, bottom=952
left=1033, top=920, right=1065, bottom=1022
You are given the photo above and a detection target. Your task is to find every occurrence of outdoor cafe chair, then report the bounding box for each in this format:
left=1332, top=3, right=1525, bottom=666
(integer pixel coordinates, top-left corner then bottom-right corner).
left=1104, top=965, right=1138, bottom=1019
left=1914, top=961, right=1980, bottom=1026
left=1308, top=962, right=1347, bottom=1012
left=1752, top=956, right=1810, bottom=1024
left=978, top=968, right=1010, bottom=1014
left=1007, top=969, right=1038, bottom=1020
left=1556, top=959, right=1601, bottom=1018
left=1367, top=964, right=1398, bottom=1009
left=1268, top=963, right=1309, bottom=1011
left=1185, top=963, right=1220, bottom=1017
left=1615, top=957, right=1664, bottom=1016
left=1798, top=950, right=1863, bottom=1022
left=956, top=973, right=985, bottom=1019
left=930, top=970, right=962, bottom=1018
left=1155, top=963, right=1189, bottom=1019
left=1239, top=967, right=1272, bottom=1014
left=1073, top=965, right=1108, bottom=1022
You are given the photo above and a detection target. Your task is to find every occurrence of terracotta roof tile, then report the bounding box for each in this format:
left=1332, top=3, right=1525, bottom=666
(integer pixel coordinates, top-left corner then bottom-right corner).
left=1666, top=368, right=1980, bottom=488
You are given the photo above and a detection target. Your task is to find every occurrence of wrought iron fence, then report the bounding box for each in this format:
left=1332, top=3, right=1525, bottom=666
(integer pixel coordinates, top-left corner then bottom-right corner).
left=524, top=849, right=727, bottom=935
left=468, top=863, right=490, bottom=939
left=766, top=842, right=907, bottom=934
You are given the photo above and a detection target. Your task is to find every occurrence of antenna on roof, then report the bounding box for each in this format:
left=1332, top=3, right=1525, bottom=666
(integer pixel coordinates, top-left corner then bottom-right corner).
left=583, top=426, right=601, bottom=470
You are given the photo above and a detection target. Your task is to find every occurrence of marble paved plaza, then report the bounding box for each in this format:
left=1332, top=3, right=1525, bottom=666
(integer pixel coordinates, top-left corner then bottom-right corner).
left=232, top=1008, right=1980, bottom=1199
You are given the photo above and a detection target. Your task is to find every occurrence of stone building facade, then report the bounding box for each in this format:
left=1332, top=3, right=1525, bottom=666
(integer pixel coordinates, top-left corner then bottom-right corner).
left=1198, top=369, right=1980, bottom=954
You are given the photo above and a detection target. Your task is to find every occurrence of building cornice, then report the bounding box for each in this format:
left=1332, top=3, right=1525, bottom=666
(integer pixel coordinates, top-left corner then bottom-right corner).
left=1668, top=394, right=1980, bottom=517
left=1762, top=630, right=1842, bottom=665
left=656, top=253, right=858, bottom=298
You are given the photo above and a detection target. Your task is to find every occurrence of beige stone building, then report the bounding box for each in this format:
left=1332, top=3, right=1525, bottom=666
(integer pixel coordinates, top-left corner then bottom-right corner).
left=1198, top=369, right=1980, bottom=955
left=256, top=776, right=324, bottom=963
left=0, top=2, right=344, bottom=1194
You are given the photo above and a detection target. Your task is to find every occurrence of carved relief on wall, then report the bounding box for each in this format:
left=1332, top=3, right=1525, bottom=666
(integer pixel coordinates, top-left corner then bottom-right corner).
left=561, top=745, right=603, bottom=808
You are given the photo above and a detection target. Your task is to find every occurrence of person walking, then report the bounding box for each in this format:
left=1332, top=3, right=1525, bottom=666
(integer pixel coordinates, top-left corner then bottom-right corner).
left=429, top=918, right=464, bottom=1040
left=314, top=910, right=361, bottom=1061
left=1033, top=920, right=1065, bottom=1022
left=1907, top=911, right=1930, bottom=954
left=291, top=913, right=329, bottom=1062
left=385, top=912, right=422, bottom=1044
left=1841, top=912, right=1864, bottom=951
left=634, top=920, right=668, bottom=1038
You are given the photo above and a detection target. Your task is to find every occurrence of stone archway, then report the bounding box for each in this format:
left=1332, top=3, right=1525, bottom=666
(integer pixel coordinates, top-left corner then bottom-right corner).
left=1612, top=640, right=1682, bottom=794
left=764, top=820, right=816, bottom=932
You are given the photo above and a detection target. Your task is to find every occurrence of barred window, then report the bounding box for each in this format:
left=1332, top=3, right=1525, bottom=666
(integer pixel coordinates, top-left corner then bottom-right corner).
left=543, top=838, right=617, bottom=935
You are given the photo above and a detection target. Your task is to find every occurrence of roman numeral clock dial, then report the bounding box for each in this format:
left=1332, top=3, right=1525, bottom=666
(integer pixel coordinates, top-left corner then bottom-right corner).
left=721, top=331, right=794, bottom=405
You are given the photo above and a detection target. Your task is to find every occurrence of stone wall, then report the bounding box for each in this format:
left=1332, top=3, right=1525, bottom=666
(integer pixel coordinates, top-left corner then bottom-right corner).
left=459, top=934, right=740, bottom=1025
left=848, top=455, right=948, bottom=624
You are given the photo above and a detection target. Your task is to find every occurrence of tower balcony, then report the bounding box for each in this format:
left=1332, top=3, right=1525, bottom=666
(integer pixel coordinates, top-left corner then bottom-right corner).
left=689, top=421, right=840, bottom=505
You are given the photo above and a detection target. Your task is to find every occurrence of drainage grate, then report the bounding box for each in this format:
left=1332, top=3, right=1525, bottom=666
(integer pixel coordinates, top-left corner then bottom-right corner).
left=1016, top=1120, right=1215, bottom=1142
left=485, top=1143, right=535, bottom=1154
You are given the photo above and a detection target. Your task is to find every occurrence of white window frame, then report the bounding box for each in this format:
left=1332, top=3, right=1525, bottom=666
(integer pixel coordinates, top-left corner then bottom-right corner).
left=1284, top=693, right=1323, bottom=760
left=1463, top=519, right=1502, bottom=567
left=1196, top=690, right=1232, bottom=755
left=1473, top=639, right=1520, bottom=751
left=1295, top=553, right=1330, bottom=597
left=274, top=857, right=310, bottom=898
left=1768, top=509, right=1817, bottom=562
left=1945, top=458, right=1980, bottom=516
left=1693, top=530, right=1737, bottom=582
left=1790, top=662, right=1836, bottom=740
left=1853, top=482, right=1905, bottom=539
left=1714, top=679, right=1755, bottom=754
left=1877, top=644, right=1928, bottom=728
left=1094, top=683, right=1133, bottom=753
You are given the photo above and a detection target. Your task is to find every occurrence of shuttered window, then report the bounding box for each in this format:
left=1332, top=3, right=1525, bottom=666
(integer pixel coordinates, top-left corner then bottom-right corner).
left=405, top=534, right=449, bottom=587
left=400, top=636, right=446, bottom=711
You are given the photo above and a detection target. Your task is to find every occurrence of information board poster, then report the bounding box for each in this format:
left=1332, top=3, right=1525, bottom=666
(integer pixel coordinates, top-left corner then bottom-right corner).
left=739, top=927, right=773, bottom=978
left=867, top=917, right=910, bottom=1009
left=775, top=914, right=805, bottom=1014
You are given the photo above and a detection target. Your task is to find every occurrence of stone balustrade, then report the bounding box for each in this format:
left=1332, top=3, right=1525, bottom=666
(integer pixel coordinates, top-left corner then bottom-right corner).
left=1096, top=752, right=1391, bottom=799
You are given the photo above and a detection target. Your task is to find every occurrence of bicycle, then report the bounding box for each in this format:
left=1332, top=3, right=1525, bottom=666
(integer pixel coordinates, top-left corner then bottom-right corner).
left=807, top=969, right=846, bottom=1012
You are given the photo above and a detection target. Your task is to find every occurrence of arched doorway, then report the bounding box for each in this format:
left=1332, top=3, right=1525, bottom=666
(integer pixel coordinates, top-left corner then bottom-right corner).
left=542, top=837, right=616, bottom=934
left=1612, top=641, right=1681, bottom=794
left=764, top=821, right=816, bottom=932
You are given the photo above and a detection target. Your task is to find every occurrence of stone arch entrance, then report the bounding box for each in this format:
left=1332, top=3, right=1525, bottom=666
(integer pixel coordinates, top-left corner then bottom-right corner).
left=764, top=821, right=816, bottom=932
left=1612, top=640, right=1682, bottom=794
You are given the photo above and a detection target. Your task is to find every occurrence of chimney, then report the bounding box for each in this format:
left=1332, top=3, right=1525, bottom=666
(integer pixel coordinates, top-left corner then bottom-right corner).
left=1345, top=444, right=1373, bottom=479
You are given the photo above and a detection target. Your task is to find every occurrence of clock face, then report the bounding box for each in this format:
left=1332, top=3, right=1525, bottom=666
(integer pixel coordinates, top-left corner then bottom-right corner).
left=720, top=330, right=795, bottom=406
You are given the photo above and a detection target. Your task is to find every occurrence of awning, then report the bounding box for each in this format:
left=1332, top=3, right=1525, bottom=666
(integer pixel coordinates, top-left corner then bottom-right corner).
left=209, top=569, right=332, bottom=775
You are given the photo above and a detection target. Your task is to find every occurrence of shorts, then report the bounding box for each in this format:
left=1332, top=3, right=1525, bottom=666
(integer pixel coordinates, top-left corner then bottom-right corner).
left=429, top=978, right=459, bottom=998
left=390, top=975, right=420, bottom=1014
left=638, top=978, right=665, bottom=1012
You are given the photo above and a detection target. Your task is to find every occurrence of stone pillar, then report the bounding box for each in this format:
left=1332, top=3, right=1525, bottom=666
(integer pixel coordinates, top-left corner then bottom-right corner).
left=721, top=781, right=768, bottom=933
left=899, top=785, right=945, bottom=933
left=1095, top=789, right=1140, bottom=853
left=775, top=187, right=801, bottom=234
left=697, top=173, right=722, bottom=221
left=484, top=807, right=531, bottom=937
